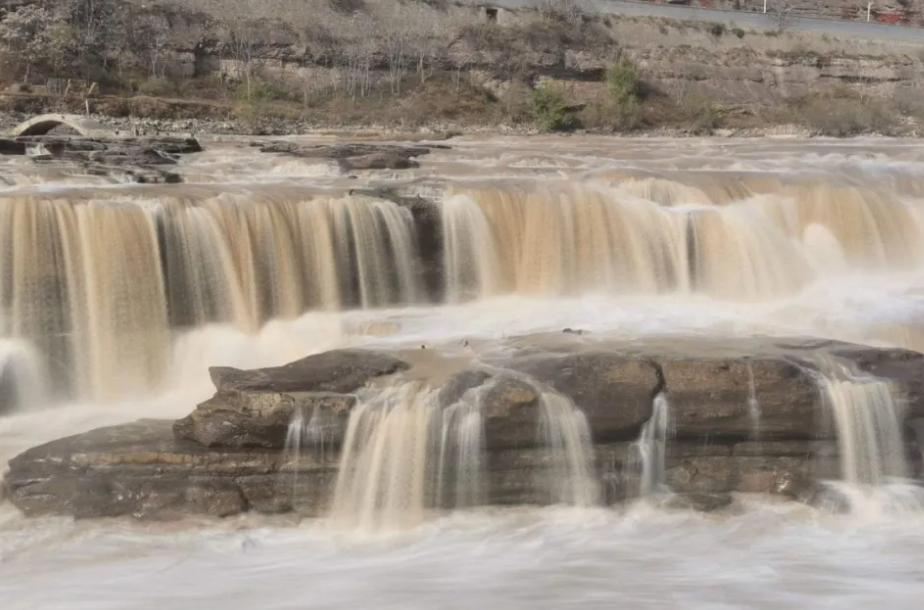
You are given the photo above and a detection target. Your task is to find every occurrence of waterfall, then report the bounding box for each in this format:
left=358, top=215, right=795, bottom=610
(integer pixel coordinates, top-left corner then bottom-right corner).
left=0, top=339, right=48, bottom=414
left=2, top=175, right=923, bottom=404
left=818, top=361, right=907, bottom=486
left=746, top=362, right=761, bottom=440
left=628, top=393, right=673, bottom=498
left=537, top=391, right=600, bottom=507
left=0, top=192, right=423, bottom=403
left=330, top=382, right=485, bottom=530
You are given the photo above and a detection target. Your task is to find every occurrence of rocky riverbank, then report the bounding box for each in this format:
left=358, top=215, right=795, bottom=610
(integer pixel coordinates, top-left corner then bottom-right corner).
left=4, top=334, right=923, bottom=520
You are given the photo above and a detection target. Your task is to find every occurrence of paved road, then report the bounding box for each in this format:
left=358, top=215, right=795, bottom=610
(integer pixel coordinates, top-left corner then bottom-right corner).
left=492, top=0, right=924, bottom=43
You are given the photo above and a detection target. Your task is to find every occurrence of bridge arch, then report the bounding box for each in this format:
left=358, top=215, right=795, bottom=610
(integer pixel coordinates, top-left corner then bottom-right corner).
left=10, top=114, right=116, bottom=137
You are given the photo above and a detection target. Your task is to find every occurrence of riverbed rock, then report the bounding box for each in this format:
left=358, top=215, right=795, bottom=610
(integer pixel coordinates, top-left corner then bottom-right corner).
left=16, top=135, right=202, bottom=183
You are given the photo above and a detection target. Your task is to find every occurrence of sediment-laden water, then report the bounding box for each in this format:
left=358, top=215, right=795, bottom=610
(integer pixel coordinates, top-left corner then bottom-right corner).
left=3, top=136, right=924, bottom=608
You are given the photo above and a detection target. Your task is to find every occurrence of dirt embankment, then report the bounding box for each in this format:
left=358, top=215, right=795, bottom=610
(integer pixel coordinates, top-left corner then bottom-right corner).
left=3, top=3, right=924, bottom=137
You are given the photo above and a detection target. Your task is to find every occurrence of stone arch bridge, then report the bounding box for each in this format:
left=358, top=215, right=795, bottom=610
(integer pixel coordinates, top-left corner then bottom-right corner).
left=8, top=114, right=118, bottom=137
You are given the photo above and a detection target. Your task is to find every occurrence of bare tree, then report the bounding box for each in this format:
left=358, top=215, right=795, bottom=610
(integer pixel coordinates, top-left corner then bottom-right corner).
left=374, top=3, right=411, bottom=94
left=60, top=0, right=118, bottom=82
left=0, top=5, right=54, bottom=81
left=129, top=13, right=172, bottom=78
left=224, top=17, right=263, bottom=100
left=408, top=5, right=443, bottom=85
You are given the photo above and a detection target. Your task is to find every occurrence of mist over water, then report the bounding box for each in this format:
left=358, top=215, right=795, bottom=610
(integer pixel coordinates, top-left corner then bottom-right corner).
left=4, top=137, right=924, bottom=608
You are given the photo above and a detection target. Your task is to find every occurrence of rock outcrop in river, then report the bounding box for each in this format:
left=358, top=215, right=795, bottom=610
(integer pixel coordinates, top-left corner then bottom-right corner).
left=0, top=135, right=203, bottom=183
left=4, top=334, right=924, bottom=519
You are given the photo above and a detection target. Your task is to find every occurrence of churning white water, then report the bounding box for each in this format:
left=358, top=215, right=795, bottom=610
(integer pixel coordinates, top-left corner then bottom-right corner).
left=4, top=137, right=924, bottom=608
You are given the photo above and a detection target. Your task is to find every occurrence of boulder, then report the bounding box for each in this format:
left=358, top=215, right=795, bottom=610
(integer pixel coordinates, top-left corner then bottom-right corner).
left=503, top=352, right=660, bottom=442
left=338, top=152, right=421, bottom=171
left=173, top=391, right=355, bottom=449
left=255, top=141, right=436, bottom=172
left=175, top=349, right=410, bottom=449
left=208, top=348, right=409, bottom=394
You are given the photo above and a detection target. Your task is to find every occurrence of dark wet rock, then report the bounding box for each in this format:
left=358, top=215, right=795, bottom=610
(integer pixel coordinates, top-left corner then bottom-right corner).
left=256, top=141, right=437, bottom=172
left=0, top=138, right=26, bottom=155
left=661, top=492, right=734, bottom=512
left=18, top=135, right=201, bottom=183
left=504, top=352, right=659, bottom=442
left=84, top=164, right=182, bottom=184
left=658, top=357, right=822, bottom=441
left=175, top=350, right=408, bottom=449
left=208, top=349, right=409, bottom=394
left=173, top=391, right=355, bottom=449
left=19, top=135, right=203, bottom=156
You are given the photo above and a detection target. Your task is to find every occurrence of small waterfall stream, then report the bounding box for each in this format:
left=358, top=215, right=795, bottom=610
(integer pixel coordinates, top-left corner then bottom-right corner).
left=816, top=359, right=908, bottom=486
left=628, top=393, right=674, bottom=498
left=537, top=391, right=600, bottom=507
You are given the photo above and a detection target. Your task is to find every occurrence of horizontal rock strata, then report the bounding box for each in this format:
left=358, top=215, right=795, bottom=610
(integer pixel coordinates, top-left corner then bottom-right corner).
left=4, top=335, right=924, bottom=519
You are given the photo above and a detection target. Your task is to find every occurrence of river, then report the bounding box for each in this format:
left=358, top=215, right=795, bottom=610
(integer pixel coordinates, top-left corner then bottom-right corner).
left=1, top=136, right=924, bottom=608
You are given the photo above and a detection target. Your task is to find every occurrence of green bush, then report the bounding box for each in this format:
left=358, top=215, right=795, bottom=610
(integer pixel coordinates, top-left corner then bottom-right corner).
left=605, top=57, right=641, bottom=104
left=732, top=27, right=745, bottom=38
left=708, top=23, right=725, bottom=38
left=531, top=85, right=578, bottom=132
